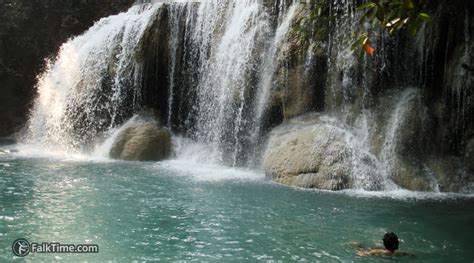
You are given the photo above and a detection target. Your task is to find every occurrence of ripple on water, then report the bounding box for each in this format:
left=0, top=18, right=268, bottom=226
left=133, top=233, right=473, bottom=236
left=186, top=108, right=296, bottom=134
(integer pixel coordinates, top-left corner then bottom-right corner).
left=0, top=149, right=473, bottom=262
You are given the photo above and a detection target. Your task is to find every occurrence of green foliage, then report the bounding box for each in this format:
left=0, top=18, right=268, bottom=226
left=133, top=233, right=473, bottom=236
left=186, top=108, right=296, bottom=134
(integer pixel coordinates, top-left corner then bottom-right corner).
left=295, top=0, right=430, bottom=56
left=293, top=0, right=333, bottom=53
left=353, top=0, right=431, bottom=54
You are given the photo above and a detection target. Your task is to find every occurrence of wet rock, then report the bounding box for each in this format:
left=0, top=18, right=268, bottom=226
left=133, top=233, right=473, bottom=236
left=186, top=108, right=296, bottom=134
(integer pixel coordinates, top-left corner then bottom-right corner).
left=390, top=159, right=434, bottom=192
left=426, top=157, right=469, bottom=193
left=466, top=138, right=474, bottom=171
left=0, top=137, right=16, bottom=146
left=263, top=116, right=353, bottom=190
left=109, top=120, right=171, bottom=161
left=270, top=4, right=327, bottom=121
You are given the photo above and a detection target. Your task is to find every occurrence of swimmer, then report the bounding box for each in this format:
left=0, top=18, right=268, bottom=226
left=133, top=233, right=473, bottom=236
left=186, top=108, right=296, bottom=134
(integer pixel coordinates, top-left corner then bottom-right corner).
left=356, top=232, right=412, bottom=257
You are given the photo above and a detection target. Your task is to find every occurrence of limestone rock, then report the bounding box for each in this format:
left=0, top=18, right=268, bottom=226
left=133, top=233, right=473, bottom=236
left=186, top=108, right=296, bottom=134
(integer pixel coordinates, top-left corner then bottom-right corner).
left=109, top=121, right=171, bottom=161
left=390, top=159, right=434, bottom=192
left=263, top=117, right=353, bottom=190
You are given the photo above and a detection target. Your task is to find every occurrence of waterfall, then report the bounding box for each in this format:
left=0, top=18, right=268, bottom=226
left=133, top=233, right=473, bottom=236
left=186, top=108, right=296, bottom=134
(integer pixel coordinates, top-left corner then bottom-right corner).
left=22, top=4, right=160, bottom=151
left=326, top=0, right=359, bottom=110
left=18, top=0, right=463, bottom=192
left=167, top=1, right=300, bottom=166
left=21, top=1, right=300, bottom=163
left=167, top=3, right=189, bottom=129
left=188, top=1, right=272, bottom=165
left=380, top=88, right=418, bottom=181
left=253, top=3, right=299, bottom=131
left=249, top=3, right=299, bottom=162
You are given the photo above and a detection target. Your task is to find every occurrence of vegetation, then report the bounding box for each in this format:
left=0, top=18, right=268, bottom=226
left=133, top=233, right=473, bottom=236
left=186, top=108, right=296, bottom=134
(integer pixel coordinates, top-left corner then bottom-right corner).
left=352, top=0, right=431, bottom=55
left=296, top=0, right=431, bottom=56
left=293, top=0, right=332, bottom=53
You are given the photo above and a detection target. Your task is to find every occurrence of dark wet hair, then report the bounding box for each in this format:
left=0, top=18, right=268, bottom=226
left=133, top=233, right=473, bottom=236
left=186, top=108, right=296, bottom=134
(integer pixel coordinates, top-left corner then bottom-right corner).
left=383, top=232, right=399, bottom=252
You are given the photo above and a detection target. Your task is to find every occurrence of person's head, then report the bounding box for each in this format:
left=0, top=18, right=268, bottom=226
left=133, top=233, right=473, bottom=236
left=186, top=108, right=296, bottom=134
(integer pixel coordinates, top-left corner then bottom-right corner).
left=383, top=232, right=399, bottom=252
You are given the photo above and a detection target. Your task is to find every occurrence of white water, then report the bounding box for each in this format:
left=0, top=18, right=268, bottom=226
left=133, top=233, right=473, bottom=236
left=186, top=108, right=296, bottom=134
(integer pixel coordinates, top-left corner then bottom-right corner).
left=296, top=88, right=422, bottom=191
left=92, top=115, right=140, bottom=158
left=20, top=1, right=302, bottom=165
left=341, top=113, right=386, bottom=190
left=380, top=88, right=418, bottom=183
left=352, top=89, right=421, bottom=190
left=22, top=4, right=160, bottom=151
left=188, top=1, right=272, bottom=165
left=15, top=1, right=466, bottom=194
left=150, top=1, right=302, bottom=166
left=252, top=3, right=299, bottom=135
left=326, top=0, right=359, bottom=109
left=166, top=3, right=187, bottom=127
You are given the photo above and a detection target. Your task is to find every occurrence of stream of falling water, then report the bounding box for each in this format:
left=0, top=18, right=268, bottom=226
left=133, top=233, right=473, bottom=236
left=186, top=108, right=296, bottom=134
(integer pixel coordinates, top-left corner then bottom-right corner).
left=16, top=0, right=441, bottom=191
left=248, top=3, right=299, bottom=163
left=22, top=1, right=302, bottom=166
left=22, top=4, right=160, bottom=151
left=380, top=88, right=418, bottom=184
left=164, top=1, right=301, bottom=166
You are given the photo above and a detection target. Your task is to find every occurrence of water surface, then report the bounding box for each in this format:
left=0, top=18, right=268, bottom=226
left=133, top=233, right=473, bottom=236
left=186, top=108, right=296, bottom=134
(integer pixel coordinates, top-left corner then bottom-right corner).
left=0, top=150, right=473, bottom=262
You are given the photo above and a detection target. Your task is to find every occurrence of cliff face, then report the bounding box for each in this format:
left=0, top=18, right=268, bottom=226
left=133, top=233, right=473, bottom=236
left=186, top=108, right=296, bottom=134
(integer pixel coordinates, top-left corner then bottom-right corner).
left=132, top=1, right=472, bottom=191
left=13, top=1, right=473, bottom=192
left=0, top=0, right=134, bottom=137
left=261, top=0, right=474, bottom=192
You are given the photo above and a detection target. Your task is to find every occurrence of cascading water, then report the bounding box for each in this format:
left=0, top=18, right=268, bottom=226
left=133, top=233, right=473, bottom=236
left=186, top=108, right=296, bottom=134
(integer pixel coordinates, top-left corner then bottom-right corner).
left=249, top=3, right=299, bottom=162
left=166, top=1, right=301, bottom=166
left=2, top=3, right=474, bottom=261
left=21, top=1, right=301, bottom=164
left=187, top=1, right=272, bottom=165
left=17, top=0, right=466, bottom=192
left=326, top=0, right=359, bottom=110
left=379, top=88, right=419, bottom=182
left=22, top=4, right=160, bottom=151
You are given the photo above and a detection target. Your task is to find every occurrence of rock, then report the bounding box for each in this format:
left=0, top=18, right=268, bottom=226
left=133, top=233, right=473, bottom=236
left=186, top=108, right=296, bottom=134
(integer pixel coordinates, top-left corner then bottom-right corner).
left=0, top=137, right=16, bottom=146
left=390, top=159, right=434, bottom=191
left=263, top=116, right=353, bottom=190
left=269, top=4, right=327, bottom=122
left=465, top=138, right=474, bottom=172
left=426, top=157, right=467, bottom=193
left=393, top=90, right=433, bottom=159
left=109, top=120, right=171, bottom=161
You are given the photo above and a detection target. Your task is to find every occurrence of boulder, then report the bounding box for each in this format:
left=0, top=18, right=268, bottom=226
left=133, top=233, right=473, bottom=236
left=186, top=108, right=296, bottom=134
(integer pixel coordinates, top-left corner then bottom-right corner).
left=263, top=116, right=353, bottom=190
left=109, top=121, right=171, bottom=161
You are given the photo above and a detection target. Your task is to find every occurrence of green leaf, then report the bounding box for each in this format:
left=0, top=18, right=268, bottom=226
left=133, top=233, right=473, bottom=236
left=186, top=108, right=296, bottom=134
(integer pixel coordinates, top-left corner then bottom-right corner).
left=351, top=35, right=368, bottom=50
left=366, top=6, right=378, bottom=19
left=417, top=12, right=431, bottom=22
left=357, top=2, right=377, bottom=11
